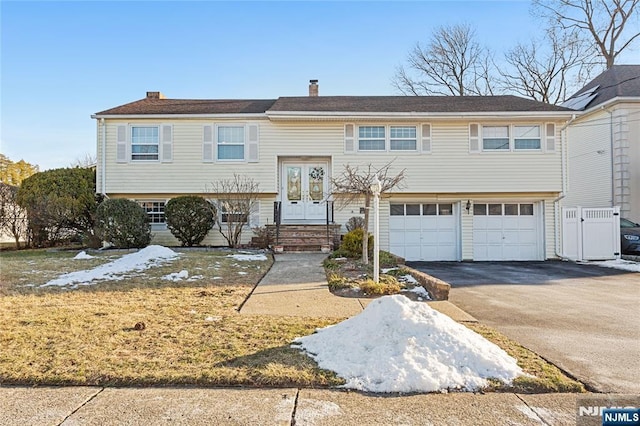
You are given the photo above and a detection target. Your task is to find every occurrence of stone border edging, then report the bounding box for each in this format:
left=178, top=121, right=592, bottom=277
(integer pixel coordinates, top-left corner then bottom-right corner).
left=402, top=265, right=450, bottom=301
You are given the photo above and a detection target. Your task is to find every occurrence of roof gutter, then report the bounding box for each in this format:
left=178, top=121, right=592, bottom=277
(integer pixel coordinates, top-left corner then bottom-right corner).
left=90, top=113, right=269, bottom=120
left=266, top=111, right=576, bottom=121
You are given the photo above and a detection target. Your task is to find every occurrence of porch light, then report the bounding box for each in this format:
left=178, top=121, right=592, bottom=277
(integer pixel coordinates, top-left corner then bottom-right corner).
left=466, top=200, right=471, bottom=213
left=370, top=175, right=382, bottom=284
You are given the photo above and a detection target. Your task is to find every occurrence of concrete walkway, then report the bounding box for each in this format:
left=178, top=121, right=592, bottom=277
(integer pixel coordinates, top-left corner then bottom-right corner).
left=0, top=385, right=586, bottom=426
left=240, top=253, right=475, bottom=322
left=240, top=253, right=365, bottom=317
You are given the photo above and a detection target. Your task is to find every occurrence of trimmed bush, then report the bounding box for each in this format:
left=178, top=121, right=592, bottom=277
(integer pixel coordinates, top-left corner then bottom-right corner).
left=165, top=196, right=215, bottom=247
left=340, top=228, right=374, bottom=259
left=96, top=198, right=151, bottom=248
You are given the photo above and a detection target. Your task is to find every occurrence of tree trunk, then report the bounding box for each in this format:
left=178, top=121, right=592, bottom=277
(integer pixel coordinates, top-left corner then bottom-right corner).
left=362, top=195, right=371, bottom=264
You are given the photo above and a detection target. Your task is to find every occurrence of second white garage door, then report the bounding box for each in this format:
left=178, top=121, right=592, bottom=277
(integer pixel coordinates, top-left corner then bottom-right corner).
left=473, top=202, right=542, bottom=261
left=389, top=203, right=460, bottom=261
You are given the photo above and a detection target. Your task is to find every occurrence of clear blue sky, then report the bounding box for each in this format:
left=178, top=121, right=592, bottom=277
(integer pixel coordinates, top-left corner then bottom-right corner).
left=1, top=1, right=637, bottom=171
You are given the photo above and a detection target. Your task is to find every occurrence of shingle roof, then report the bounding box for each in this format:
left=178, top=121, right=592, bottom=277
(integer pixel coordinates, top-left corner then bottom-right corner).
left=565, top=65, right=640, bottom=110
left=268, top=95, right=572, bottom=113
left=95, top=98, right=277, bottom=115
left=95, top=94, right=573, bottom=116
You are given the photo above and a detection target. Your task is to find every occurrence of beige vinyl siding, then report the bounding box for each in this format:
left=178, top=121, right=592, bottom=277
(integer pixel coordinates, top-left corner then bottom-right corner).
left=102, top=119, right=564, bottom=195
left=103, top=119, right=274, bottom=194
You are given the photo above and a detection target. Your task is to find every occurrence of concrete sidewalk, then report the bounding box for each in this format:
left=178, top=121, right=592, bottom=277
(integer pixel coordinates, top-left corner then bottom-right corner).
left=0, top=385, right=582, bottom=426
left=240, top=253, right=475, bottom=322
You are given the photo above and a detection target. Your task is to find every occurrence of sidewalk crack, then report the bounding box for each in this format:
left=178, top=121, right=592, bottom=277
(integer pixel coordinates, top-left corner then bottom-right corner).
left=514, top=393, right=551, bottom=426
left=57, top=387, right=104, bottom=425
left=290, top=388, right=300, bottom=426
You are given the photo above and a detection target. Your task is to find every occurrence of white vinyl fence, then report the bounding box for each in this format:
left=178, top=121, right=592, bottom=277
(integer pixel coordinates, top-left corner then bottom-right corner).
left=562, top=207, right=621, bottom=261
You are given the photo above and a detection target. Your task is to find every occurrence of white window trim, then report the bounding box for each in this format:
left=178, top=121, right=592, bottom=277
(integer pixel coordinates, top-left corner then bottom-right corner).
left=479, top=124, right=544, bottom=153
left=138, top=199, right=168, bottom=229
left=215, top=124, right=247, bottom=162
left=130, top=124, right=161, bottom=162
left=356, top=124, right=419, bottom=153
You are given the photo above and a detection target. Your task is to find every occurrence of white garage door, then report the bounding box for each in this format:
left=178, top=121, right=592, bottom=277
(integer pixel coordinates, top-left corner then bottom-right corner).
left=473, top=202, right=542, bottom=261
left=389, top=203, right=459, bottom=261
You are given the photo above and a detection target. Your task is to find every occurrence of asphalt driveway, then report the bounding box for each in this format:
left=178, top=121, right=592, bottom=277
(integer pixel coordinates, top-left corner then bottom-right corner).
left=407, top=260, right=640, bottom=393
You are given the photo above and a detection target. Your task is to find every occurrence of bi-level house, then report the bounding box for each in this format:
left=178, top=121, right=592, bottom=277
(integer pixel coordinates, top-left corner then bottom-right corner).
left=92, top=81, right=575, bottom=261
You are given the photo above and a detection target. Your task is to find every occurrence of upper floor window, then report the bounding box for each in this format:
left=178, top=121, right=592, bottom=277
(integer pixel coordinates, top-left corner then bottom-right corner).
left=217, top=126, right=245, bottom=160
left=357, top=125, right=417, bottom=152
left=358, top=126, right=386, bottom=151
left=480, top=125, right=542, bottom=152
left=482, top=126, right=510, bottom=151
left=131, top=126, right=159, bottom=161
left=513, top=125, right=541, bottom=150
left=390, top=126, right=417, bottom=151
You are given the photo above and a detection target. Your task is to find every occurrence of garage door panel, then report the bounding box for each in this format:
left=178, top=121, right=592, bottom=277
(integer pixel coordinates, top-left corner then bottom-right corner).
left=486, top=231, right=504, bottom=244
left=473, top=202, right=542, bottom=261
left=389, top=203, right=460, bottom=261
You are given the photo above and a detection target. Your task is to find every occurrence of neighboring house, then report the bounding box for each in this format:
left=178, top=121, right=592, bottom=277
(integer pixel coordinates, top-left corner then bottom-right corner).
left=92, top=82, right=575, bottom=261
left=562, top=65, right=640, bottom=223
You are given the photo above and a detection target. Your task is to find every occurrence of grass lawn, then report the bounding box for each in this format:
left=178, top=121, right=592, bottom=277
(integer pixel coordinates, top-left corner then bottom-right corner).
left=0, top=248, right=585, bottom=393
left=0, top=248, right=341, bottom=387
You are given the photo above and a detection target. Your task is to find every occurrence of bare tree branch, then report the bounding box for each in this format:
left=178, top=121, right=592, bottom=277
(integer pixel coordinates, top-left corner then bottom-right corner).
left=331, top=161, right=405, bottom=264
left=392, top=23, right=499, bottom=96
left=206, top=174, right=260, bottom=248
left=500, top=28, right=595, bottom=104
left=533, top=0, right=640, bottom=68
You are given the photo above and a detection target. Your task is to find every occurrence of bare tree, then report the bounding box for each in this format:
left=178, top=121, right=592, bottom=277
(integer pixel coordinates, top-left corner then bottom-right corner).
left=70, top=153, right=97, bottom=168
left=534, top=0, right=640, bottom=69
left=500, top=28, right=594, bottom=104
left=393, top=23, right=498, bottom=96
left=206, top=174, right=259, bottom=248
left=0, top=183, right=27, bottom=249
left=332, top=161, right=406, bottom=265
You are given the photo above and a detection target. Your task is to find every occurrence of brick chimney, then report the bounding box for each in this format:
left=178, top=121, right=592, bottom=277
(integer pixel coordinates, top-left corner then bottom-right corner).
left=308, top=80, right=318, bottom=97
left=146, top=91, right=166, bottom=99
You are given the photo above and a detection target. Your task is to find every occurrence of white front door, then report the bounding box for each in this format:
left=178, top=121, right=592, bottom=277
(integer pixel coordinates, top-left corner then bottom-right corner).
left=281, top=162, right=328, bottom=222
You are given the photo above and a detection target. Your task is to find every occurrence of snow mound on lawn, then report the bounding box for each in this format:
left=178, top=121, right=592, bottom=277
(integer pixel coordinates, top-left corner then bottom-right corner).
left=42, top=245, right=179, bottom=287
left=73, top=251, right=94, bottom=260
left=293, top=295, right=523, bottom=393
left=227, top=253, right=268, bottom=261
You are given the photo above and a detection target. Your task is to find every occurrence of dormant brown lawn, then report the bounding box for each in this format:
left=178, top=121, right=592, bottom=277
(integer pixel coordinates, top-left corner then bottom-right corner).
left=0, top=248, right=584, bottom=392
left=0, top=248, right=341, bottom=387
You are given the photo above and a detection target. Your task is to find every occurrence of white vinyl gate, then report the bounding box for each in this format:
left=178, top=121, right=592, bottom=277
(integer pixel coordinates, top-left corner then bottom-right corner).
left=562, top=207, right=621, bottom=261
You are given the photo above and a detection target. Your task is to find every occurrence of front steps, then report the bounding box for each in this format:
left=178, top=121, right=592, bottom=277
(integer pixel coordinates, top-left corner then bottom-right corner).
left=265, top=224, right=341, bottom=252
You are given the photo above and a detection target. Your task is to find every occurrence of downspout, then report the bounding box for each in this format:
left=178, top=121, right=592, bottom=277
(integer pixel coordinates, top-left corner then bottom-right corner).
left=555, top=114, right=576, bottom=258
left=100, top=118, right=107, bottom=195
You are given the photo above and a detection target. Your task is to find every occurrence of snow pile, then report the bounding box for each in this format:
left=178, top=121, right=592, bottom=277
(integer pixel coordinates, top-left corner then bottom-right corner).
left=227, top=253, right=268, bottom=261
left=293, top=295, right=523, bottom=393
left=403, top=285, right=431, bottom=300
left=162, top=270, right=189, bottom=281
left=593, top=259, right=640, bottom=272
left=42, top=245, right=179, bottom=287
left=73, top=251, right=95, bottom=260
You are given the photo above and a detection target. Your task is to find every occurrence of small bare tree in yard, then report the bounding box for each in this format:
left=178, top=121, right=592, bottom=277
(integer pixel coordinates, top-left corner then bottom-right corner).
left=0, top=183, right=27, bottom=249
left=332, top=161, right=405, bottom=264
left=207, top=174, right=259, bottom=248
